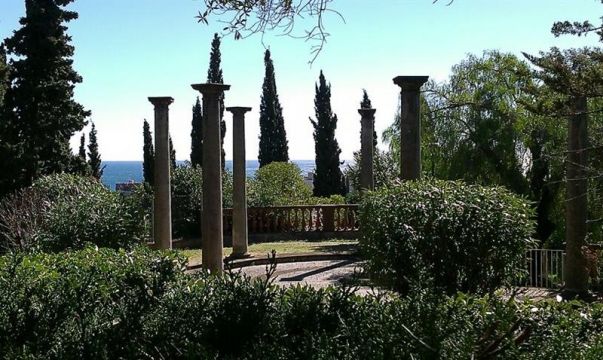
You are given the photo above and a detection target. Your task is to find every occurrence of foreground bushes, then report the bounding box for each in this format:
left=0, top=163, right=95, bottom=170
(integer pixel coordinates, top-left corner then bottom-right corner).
left=0, top=174, right=145, bottom=253
left=360, top=180, right=536, bottom=295
left=0, top=246, right=185, bottom=359
left=1, top=247, right=603, bottom=359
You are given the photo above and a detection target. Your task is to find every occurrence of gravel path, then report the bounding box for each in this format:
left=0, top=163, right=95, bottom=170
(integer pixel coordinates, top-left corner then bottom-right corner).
left=238, top=259, right=376, bottom=294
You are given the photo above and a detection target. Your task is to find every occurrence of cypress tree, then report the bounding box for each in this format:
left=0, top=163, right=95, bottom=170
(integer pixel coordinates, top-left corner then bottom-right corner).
left=190, top=97, right=203, bottom=168
left=206, top=33, right=226, bottom=169
left=360, top=89, right=378, bottom=148
left=88, top=122, right=104, bottom=180
left=169, top=135, right=177, bottom=170
left=1, top=0, right=89, bottom=193
left=0, top=45, right=7, bottom=108
left=78, top=133, right=86, bottom=161
left=310, top=71, right=346, bottom=197
left=143, top=119, right=154, bottom=186
left=258, top=49, right=289, bottom=167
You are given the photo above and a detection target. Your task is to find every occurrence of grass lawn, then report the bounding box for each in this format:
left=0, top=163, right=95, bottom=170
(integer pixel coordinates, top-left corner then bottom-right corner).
left=180, top=239, right=358, bottom=266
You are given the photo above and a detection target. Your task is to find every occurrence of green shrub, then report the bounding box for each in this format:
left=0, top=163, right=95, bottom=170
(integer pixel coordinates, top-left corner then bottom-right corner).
left=0, top=246, right=186, bottom=359
left=360, top=179, right=536, bottom=294
left=132, top=166, right=234, bottom=239
left=2, top=247, right=603, bottom=358
left=0, top=174, right=145, bottom=253
left=171, top=165, right=204, bottom=238
left=247, top=162, right=312, bottom=207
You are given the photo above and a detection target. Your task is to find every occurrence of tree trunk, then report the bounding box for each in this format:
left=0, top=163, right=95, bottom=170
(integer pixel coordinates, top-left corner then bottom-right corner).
left=564, top=96, right=589, bottom=294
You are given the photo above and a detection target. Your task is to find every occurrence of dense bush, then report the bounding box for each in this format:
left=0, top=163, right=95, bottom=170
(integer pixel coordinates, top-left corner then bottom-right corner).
left=1, top=247, right=603, bottom=359
left=0, top=246, right=185, bottom=359
left=131, top=165, right=234, bottom=239
left=360, top=179, right=536, bottom=295
left=0, top=174, right=145, bottom=253
left=247, top=162, right=313, bottom=206
left=344, top=149, right=398, bottom=203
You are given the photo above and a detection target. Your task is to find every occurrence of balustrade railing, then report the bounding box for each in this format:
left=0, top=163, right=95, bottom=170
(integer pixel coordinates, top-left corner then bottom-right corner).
left=223, top=204, right=359, bottom=235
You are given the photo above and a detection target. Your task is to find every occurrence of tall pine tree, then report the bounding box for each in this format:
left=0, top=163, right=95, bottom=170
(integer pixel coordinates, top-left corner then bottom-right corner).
left=142, top=119, right=154, bottom=186
left=206, top=33, right=226, bottom=169
left=169, top=135, right=177, bottom=170
left=310, top=71, right=346, bottom=197
left=0, top=0, right=89, bottom=194
left=258, top=49, right=289, bottom=167
left=79, top=133, right=86, bottom=161
left=88, top=122, right=104, bottom=180
left=0, top=45, right=7, bottom=108
left=190, top=97, right=203, bottom=168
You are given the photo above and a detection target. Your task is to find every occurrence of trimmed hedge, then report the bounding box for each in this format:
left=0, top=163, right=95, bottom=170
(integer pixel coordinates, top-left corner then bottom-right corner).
left=360, top=180, right=536, bottom=294
left=1, top=248, right=603, bottom=359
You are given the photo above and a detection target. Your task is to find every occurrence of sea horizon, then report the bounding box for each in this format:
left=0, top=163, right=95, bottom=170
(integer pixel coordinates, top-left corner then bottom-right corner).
left=101, top=160, right=351, bottom=191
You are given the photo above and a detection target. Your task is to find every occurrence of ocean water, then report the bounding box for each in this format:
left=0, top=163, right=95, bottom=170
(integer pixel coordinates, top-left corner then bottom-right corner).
left=101, top=160, right=325, bottom=190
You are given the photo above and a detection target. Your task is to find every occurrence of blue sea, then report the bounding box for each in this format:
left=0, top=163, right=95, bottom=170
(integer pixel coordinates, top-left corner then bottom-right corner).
left=101, top=160, right=329, bottom=190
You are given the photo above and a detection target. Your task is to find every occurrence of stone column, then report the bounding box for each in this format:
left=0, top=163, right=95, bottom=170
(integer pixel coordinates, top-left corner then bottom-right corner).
left=191, top=83, right=230, bottom=273
left=148, top=97, right=174, bottom=250
left=227, top=106, right=252, bottom=257
left=393, top=76, right=429, bottom=180
left=358, top=108, right=376, bottom=191
left=564, top=95, right=589, bottom=293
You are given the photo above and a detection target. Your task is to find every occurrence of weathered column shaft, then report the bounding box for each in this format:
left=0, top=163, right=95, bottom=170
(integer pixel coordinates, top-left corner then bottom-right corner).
left=192, top=83, right=230, bottom=273
left=393, top=76, right=429, bottom=180
left=148, top=97, right=174, bottom=250
left=359, top=108, right=376, bottom=191
left=227, top=107, right=252, bottom=257
left=564, top=95, right=589, bottom=292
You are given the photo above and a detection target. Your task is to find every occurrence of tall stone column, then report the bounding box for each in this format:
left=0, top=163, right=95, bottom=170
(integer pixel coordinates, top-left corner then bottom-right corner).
left=191, top=83, right=230, bottom=273
left=358, top=108, right=376, bottom=191
left=564, top=95, right=589, bottom=294
left=148, top=97, right=174, bottom=250
left=393, top=76, right=429, bottom=180
left=227, top=106, right=252, bottom=257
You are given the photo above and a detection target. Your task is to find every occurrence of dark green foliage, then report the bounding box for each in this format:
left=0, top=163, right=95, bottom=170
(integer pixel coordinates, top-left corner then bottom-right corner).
left=87, top=122, right=104, bottom=180
left=142, top=119, right=154, bottom=186
left=247, top=162, right=312, bottom=206
left=360, top=180, right=536, bottom=294
left=258, top=49, right=289, bottom=167
left=171, top=165, right=204, bottom=239
left=134, top=165, right=233, bottom=239
left=0, top=0, right=89, bottom=196
left=0, top=246, right=186, bottom=359
left=0, top=174, right=146, bottom=253
left=2, top=247, right=603, bottom=358
left=207, top=33, right=226, bottom=169
left=0, top=44, right=8, bottom=108
left=169, top=134, right=177, bottom=170
left=78, top=133, right=86, bottom=160
left=344, top=149, right=398, bottom=202
left=190, top=97, right=203, bottom=168
left=310, top=71, right=346, bottom=197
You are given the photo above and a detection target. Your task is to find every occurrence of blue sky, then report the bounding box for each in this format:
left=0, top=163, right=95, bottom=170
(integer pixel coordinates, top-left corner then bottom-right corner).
left=0, top=0, right=600, bottom=161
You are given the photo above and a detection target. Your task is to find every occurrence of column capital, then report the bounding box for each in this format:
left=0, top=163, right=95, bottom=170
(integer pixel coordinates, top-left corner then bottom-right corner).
left=226, top=106, right=252, bottom=116
left=148, top=97, right=174, bottom=108
left=358, top=108, right=376, bottom=118
left=392, top=76, right=429, bottom=92
left=191, top=83, right=231, bottom=94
